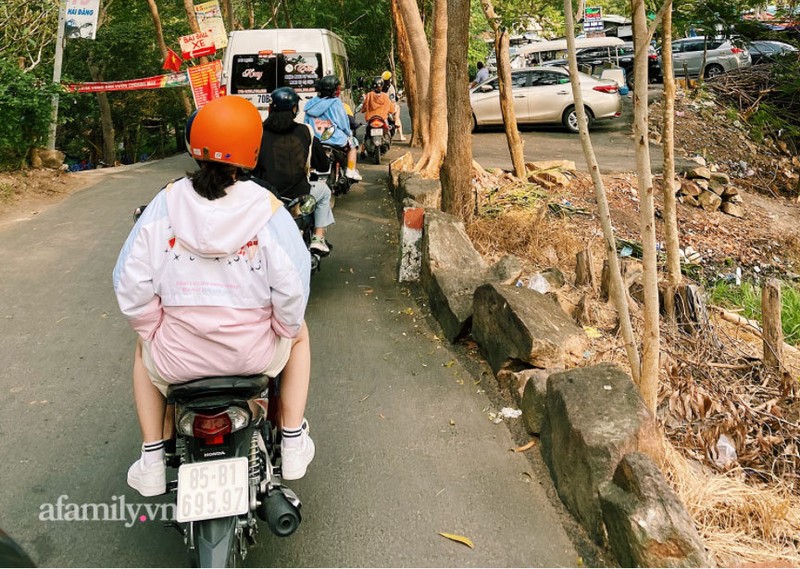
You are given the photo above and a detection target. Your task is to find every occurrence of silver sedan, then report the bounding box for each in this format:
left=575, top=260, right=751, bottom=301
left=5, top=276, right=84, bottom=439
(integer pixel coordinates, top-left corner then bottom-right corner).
left=470, top=66, right=622, bottom=133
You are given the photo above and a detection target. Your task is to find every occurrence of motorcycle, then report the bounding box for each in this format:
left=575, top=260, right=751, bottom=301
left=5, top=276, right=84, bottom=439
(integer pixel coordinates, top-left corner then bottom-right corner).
left=165, top=373, right=301, bottom=567
left=363, top=115, right=393, bottom=165
left=316, top=125, right=360, bottom=196
left=130, top=201, right=307, bottom=568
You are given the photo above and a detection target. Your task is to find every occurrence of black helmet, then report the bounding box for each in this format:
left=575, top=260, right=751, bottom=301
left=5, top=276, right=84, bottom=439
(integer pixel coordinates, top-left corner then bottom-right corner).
left=269, top=87, right=300, bottom=114
left=318, top=75, right=341, bottom=97
left=184, top=109, right=199, bottom=154
left=372, top=77, right=384, bottom=92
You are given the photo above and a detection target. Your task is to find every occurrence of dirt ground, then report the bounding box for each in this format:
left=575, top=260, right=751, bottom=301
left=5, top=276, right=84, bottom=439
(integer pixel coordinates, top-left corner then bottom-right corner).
left=466, top=87, right=800, bottom=566
left=0, top=168, right=91, bottom=228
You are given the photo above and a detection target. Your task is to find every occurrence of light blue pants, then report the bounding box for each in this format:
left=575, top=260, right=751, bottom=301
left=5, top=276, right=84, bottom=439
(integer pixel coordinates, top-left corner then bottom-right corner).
left=310, top=181, right=335, bottom=229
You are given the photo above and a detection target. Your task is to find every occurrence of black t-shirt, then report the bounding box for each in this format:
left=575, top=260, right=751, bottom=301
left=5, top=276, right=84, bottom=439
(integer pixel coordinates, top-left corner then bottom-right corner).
left=254, top=123, right=329, bottom=200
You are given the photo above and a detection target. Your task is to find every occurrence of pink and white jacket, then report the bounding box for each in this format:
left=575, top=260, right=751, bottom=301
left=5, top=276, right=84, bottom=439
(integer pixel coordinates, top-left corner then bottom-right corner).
left=113, top=177, right=310, bottom=383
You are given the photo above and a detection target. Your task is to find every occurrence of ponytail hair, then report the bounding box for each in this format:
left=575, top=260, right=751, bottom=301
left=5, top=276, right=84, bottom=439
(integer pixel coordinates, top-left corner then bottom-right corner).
left=188, top=161, right=237, bottom=201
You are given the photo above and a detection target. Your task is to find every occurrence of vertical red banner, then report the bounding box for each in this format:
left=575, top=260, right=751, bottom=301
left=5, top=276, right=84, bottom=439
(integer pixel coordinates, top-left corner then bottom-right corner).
left=188, top=61, right=222, bottom=109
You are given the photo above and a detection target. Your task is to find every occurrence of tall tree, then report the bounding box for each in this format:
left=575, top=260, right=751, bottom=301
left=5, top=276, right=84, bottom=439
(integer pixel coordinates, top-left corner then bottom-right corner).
left=564, top=0, right=641, bottom=385
left=392, top=0, right=422, bottom=146
left=145, top=0, right=192, bottom=116
left=396, top=0, right=432, bottom=147
left=480, top=0, right=525, bottom=178
left=415, top=0, right=448, bottom=175
left=660, top=2, right=681, bottom=296
left=440, top=0, right=474, bottom=221
left=631, top=0, right=663, bottom=414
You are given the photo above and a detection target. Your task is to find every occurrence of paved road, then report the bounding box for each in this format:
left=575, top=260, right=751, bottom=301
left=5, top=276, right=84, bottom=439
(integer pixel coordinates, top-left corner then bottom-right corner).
left=0, top=153, right=581, bottom=566
left=397, top=85, right=690, bottom=174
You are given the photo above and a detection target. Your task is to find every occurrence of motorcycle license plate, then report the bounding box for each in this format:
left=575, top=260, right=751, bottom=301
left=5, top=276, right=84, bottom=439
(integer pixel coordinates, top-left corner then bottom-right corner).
left=176, top=457, right=249, bottom=523
left=370, top=128, right=383, bottom=136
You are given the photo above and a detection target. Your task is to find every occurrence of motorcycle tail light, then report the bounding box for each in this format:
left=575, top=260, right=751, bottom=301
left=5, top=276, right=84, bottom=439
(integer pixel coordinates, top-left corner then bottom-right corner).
left=219, top=85, right=227, bottom=97
left=648, top=54, right=658, bottom=60
left=177, top=408, right=250, bottom=445
left=370, top=119, right=383, bottom=128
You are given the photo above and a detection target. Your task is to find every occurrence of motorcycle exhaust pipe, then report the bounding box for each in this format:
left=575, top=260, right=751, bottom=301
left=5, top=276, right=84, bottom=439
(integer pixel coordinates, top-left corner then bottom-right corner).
left=258, top=491, right=302, bottom=537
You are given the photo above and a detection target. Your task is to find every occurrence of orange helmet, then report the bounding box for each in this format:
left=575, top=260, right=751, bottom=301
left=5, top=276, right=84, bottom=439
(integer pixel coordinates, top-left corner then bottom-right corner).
left=187, top=96, right=262, bottom=169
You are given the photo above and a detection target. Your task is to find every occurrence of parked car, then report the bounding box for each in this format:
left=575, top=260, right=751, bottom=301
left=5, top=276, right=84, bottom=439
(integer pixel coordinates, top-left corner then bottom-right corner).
left=470, top=66, right=622, bottom=133
left=746, top=39, right=799, bottom=64
left=659, top=37, right=751, bottom=79
left=541, top=41, right=662, bottom=89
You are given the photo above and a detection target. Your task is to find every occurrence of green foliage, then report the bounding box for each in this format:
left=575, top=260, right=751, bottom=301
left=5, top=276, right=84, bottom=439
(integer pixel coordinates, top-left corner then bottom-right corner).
left=708, top=280, right=800, bottom=346
left=0, top=59, right=62, bottom=170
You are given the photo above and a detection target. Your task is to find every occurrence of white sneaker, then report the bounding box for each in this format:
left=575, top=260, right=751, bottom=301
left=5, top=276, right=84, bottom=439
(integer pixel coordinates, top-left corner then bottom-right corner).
left=346, top=168, right=362, bottom=181
left=309, top=236, right=330, bottom=255
left=127, top=456, right=166, bottom=497
left=281, top=420, right=315, bottom=481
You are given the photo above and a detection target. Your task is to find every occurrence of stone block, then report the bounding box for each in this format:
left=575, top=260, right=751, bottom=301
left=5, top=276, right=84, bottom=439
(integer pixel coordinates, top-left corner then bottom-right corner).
left=687, top=166, right=711, bottom=180
left=400, top=173, right=441, bottom=210
left=698, top=190, right=722, bottom=212
left=721, top=202, right=744, bottom=218
left=472, top=283, right=588, bottom=373
left=540, top=363, right=655, bottom=543
left=599, top=452, right=708, bottom=567
left=421, top=209, right=488, bottom=342
left=389, top=152, right=414, bottom=193
left=520, top=369, right=550, bottom=433
left=710, top=171, right=730, bottom=185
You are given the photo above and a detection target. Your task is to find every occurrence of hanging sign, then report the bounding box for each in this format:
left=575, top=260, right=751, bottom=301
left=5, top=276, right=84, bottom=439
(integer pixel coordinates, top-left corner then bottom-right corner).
left=179, top=31, right=217, bottom=60
left=65, top=0, right=101, bottom=40
left=64, top=72, right=189, bottom=93
left=194, top=0, right=228, bottom=49
left=188, top=61, right=222, bottom=108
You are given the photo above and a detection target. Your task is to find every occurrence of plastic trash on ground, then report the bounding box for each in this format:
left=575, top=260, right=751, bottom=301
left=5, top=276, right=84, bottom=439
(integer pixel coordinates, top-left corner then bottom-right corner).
left=527, top=273, right=550, bottom=294
left=711, top=434, right=737, bottom=469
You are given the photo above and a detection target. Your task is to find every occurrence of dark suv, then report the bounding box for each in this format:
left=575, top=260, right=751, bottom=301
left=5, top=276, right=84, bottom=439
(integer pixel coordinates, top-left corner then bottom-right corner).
left=541, top=42, right=662, bottom=89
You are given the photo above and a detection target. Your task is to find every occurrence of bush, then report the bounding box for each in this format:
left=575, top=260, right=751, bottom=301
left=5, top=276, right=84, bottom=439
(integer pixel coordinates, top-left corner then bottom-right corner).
left=0, top=60, right=61, bottom=170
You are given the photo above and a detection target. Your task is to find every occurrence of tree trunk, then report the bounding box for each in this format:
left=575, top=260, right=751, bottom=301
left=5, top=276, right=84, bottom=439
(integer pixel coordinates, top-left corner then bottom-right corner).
left=221, top=0, right=234, bottom=31
left=392, top=0, right=421, bottom=146
left=661, top=2, right=681, bottom=293
left=762, top=279, right=784, bottom=375
left=88, top=64, right=117, bottom=165
left=396, top=0, right=431, bottom=146
left=146, top=0, right=192, bottom=116
left=182, top=0, right=210, bottom=65
left=440, top=0, right=474, bottom=221
left=416, top=0, right=448, bottom=175
left=282, top=0, right=293, bottom=28
left=480, top=0, right=525, bottom=178
left=564, top=0, right=642, bottom=385
left=631, top=0, right=660, bottom=414
left=248, top=0, right=255, bottom=28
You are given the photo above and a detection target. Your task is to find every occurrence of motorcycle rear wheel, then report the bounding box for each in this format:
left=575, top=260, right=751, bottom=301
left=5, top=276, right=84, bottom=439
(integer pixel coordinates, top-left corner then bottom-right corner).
left=374, top=147, right=381, bottom=165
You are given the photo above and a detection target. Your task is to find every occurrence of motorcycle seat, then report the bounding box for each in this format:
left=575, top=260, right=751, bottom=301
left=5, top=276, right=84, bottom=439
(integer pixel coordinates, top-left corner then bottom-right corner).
left=167, top=374, right=270, bottom=403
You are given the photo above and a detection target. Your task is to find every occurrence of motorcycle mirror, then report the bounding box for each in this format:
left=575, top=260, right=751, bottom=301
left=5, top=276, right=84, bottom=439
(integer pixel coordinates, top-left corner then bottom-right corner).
left=320, top=126, right=335, bottom=142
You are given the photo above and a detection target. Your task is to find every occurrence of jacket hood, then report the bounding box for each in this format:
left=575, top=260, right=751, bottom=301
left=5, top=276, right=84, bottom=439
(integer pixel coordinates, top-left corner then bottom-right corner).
left=303, top=97, right=337, bottom=117
left=165, top=178, right=274, bottom=257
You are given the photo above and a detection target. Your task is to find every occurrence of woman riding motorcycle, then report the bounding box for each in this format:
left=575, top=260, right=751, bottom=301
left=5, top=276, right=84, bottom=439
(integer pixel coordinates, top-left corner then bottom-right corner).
left=303, top=75, right=362, bottom=182
left=254, top=86, right=336, bottom=255
left=114, top=96, right=316, bottom=497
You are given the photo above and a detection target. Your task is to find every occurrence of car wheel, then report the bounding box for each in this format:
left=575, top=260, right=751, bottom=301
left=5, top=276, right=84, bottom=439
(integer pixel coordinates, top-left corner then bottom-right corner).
left=704, top=64, right=724, bottom=79
left=471, top=113, right=478, bottom=133
left=562, top=105, right=594, bottom=134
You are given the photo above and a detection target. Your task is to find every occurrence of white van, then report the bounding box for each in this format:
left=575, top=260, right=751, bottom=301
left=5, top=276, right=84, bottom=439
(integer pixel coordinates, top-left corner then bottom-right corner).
left=220, top=28, right=352, bottom=119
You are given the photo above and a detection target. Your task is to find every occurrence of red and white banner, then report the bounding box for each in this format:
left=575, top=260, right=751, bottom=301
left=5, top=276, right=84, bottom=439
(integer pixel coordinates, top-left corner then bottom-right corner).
left=64, top=72, right=189, bottom=93
left=188, top=61, right=222, bottom=108
left=179, top=31, right=216, bottom=60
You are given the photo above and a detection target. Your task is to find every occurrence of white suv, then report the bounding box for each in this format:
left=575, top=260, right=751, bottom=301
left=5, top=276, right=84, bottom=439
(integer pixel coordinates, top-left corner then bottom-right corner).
left=662, top=37, right=752, bottom=79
